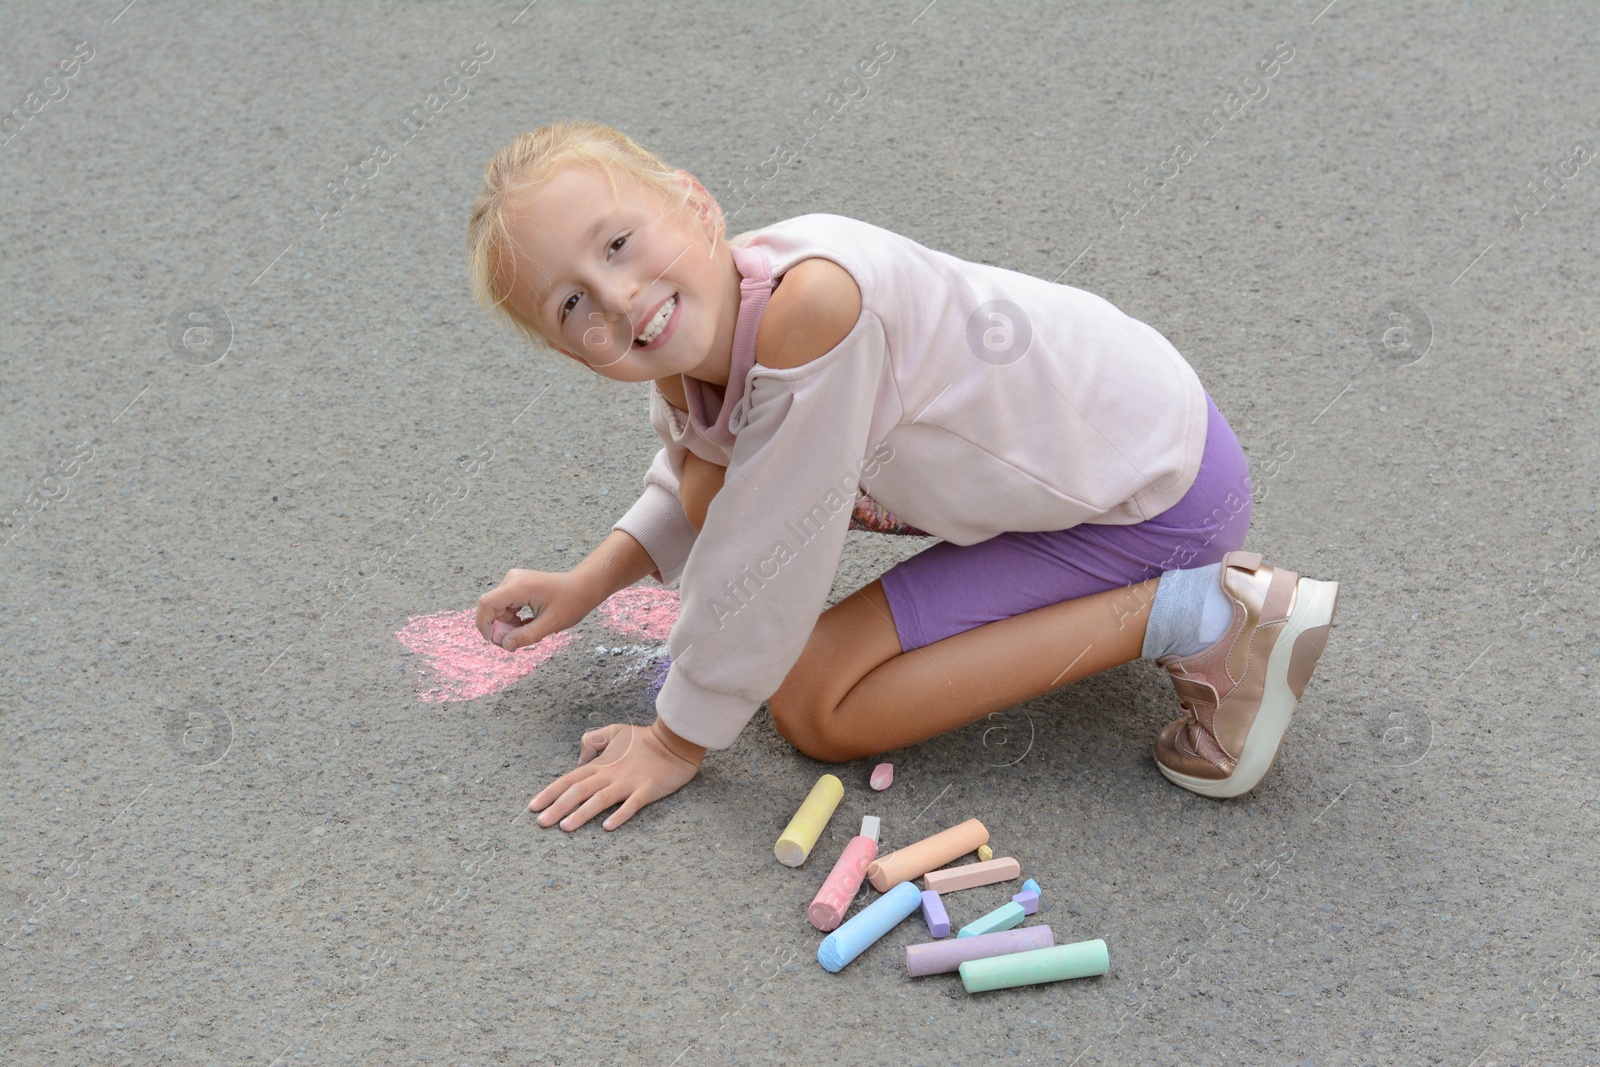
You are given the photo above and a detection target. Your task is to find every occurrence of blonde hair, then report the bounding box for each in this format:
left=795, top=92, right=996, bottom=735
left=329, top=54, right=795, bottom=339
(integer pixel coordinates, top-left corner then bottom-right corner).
left=466, top=120, right=725, bottom=358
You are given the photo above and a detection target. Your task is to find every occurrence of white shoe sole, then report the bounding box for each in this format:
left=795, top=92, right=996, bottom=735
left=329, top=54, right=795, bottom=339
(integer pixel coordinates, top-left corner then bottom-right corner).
left=1158, top=577, right=1341, bottom=798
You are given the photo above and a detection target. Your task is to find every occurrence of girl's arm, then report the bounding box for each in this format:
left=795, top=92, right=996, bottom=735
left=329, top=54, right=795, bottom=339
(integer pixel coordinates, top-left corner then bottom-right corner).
left=570, top=527, right=660, bottom=610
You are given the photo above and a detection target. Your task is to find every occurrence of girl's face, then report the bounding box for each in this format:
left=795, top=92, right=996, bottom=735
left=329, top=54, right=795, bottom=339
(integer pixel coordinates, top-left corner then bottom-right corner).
left=498, top=163, right=733, bottom=385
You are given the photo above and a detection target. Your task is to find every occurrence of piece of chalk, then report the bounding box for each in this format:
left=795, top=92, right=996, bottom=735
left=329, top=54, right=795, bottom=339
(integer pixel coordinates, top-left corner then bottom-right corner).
left=906, top=925, right=1055, bottom=977
left=866, top=818, right=989, bottom=892
left=817, top=881, right=922, bottom=972
left=923, top=856, right=1021, bottom=894
left=977, top=844, right=994, bottom=862
left=957, top=901, right=1026, bottom=939
left=491, top=620, right=515, bottom=647
left=1021, top=878, right=1040, bottom=894
left=919, top=890, right=950, bottom=938
left=959, top=938, right=1110, bottom=992
left=1012, top=888, right=1040, bottom=915
left=870, top=762, right=894, bottom=790
left=775, top=774, right=844, bottom=867
left=859, top=816, right=880, bottom=844
left=808, top=834, right=880, bottom=932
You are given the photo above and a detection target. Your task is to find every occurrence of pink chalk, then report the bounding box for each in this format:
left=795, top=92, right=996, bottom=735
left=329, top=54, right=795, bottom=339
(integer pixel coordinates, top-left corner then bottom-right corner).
left=396, top=609, right=575, bottom=703
left=870, top=762, right=894, bottom=791
left=808, top=834, right=880, bottom=932
left=1012, top=888, right=1040, bottom=915
left=922, top=856, right=1021, bottom=893
left=490, top=620, right=515, bottom=647
left=920, top=890, right=950, bottom=938
left=597, top=585, right=680, bottom=640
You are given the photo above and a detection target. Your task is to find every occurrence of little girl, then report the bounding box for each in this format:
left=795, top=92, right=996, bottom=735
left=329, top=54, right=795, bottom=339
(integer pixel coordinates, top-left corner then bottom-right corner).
left=466, top=121, right=1339, bottom=833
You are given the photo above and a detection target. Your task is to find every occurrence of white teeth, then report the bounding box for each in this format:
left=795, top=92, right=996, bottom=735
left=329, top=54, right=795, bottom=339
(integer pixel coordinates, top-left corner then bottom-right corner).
left=636, top=295, right=676, bottom=345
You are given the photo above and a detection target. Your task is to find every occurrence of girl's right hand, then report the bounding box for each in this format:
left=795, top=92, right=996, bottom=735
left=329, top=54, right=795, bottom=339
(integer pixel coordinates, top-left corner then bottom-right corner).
left=476, top=568, right=596, bottom=651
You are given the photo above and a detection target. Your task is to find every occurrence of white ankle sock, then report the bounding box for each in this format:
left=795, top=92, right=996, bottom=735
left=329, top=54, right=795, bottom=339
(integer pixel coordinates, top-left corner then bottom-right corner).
left=1141, top=563, right=1235, bottom=660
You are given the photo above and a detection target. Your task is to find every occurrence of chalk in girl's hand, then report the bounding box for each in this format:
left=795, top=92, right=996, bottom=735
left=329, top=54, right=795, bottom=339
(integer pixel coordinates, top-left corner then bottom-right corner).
left=957, top=901, right=1026, bottom=939
left=906, top=925, right=1055, bottom=977
left=1012, top=889, right=1040, bottom=916
left=490, top=620, right=515, bottom=648
left=817, top=881, right=922, bottom=972
left=807, top=816, right=882, bottom=932
left=958, top=938, right=1110, bottom=993
left=775, top=774, right=844, bottom=867
left=866, top=818, right=989, bottom=892
left=978, top=844, right=994, bottom=862
left=923, top=856, right=1021, bottom=894
left=919, top=890, right=951, bottom=938
left=870, top=762, right=894, bottom=790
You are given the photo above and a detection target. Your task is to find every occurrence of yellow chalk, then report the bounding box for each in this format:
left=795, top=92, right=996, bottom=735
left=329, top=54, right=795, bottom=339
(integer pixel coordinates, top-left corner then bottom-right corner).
left=775, top=774, right=844, bottom=867
left=978, top=844, right=994, bottom=862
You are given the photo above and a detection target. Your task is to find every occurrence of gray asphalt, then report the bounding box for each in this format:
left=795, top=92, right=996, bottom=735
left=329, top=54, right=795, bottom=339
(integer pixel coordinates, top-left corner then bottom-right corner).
left=3, top=2, right=1597, bottom=1065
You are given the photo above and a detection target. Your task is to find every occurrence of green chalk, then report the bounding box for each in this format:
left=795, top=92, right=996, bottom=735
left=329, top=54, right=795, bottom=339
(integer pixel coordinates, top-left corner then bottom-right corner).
left=959, top=938, right=1110, bottom=992
left=956, top=900, right=1025, bottom=938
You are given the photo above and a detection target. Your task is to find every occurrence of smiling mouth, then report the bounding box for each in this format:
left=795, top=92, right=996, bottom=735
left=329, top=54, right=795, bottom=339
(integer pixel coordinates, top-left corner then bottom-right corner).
left=634, top=294, right=678, bottom=348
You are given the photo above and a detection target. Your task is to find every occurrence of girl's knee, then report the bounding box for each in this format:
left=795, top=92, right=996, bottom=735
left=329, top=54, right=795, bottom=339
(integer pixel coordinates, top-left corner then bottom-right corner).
left=767, top=689, right=852, bottom=763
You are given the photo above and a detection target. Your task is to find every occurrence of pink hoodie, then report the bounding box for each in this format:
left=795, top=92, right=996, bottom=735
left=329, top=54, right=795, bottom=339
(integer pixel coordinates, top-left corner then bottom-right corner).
left=613, top=213, right=1207, bottom=749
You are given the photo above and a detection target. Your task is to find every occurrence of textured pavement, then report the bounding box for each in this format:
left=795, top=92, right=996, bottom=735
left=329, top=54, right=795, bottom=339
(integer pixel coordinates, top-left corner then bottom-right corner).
left=2, top=2, right=1597, bottom=1064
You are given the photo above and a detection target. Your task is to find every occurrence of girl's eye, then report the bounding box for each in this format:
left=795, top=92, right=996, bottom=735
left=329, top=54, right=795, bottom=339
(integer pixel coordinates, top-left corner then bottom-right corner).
left=558, top=234, right=629, bottom=324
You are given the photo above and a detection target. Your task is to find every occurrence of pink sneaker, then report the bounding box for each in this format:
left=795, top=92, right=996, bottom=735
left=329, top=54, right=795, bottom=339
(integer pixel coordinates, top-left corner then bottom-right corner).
left=1154, top=551, right=1340, bottom=798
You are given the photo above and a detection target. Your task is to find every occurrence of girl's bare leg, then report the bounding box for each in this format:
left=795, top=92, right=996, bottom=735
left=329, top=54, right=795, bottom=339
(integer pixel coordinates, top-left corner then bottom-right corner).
left=675, top=452, right=1157, bottom=762
left=767, top=577, right=1158, bottom=762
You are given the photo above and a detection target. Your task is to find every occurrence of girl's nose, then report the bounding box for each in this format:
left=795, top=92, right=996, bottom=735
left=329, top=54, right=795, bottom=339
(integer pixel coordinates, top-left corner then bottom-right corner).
left=594, top=276, right=640, bottom=323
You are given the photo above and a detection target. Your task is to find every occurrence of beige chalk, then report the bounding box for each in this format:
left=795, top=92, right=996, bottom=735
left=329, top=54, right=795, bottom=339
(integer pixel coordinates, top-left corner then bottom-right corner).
left=978, top=844, right=994, bottom=862
left=923, top=856, right=1021, bottom=894
left=866, top=818, right=989, bottom=892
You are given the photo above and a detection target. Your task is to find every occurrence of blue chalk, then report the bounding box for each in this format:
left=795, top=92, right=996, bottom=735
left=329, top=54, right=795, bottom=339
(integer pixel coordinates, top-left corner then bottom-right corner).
left=1022, top=878, right=1040, bottom=895
left=818, top=881, right=922, bottom=972
left=920, top=889, right=950, bottom=938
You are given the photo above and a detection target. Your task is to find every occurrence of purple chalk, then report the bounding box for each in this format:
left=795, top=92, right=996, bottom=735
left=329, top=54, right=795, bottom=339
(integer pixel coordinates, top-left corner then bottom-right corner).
left=920, top=889, right=950, bottom=939
left=1012, top=888, right=1040, bottom=915
left=905, top=925, right=1055, bottom=977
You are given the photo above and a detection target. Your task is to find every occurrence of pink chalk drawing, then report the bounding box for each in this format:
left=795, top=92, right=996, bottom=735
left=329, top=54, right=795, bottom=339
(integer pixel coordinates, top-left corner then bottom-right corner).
left=396, top=586, right=680, bottom=703
left=396, top=609, right=576, bottom=704
left=597, top=585, right=680, bottom=640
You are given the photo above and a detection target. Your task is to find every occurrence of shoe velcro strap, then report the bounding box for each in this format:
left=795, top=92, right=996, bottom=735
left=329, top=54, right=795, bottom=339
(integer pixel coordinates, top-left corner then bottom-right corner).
left=1171, top=675, right=1219, bottom=709
left=1261, top=568, right=1296, bottom=625
left=1224, top=550, right=1264, bottom=572
left=1185, top=722, right=1234, bottom=768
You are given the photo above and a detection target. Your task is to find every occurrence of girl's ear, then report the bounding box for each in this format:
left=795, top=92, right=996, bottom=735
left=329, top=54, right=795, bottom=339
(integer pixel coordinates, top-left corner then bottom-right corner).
left=673, top=168, right=723, bottom=246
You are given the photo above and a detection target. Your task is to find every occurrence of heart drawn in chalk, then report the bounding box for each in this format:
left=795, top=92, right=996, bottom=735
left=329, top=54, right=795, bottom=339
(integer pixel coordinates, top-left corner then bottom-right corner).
left=395, top=586, right=681, bottom=704
left=396, top=609, right=576, bottom=703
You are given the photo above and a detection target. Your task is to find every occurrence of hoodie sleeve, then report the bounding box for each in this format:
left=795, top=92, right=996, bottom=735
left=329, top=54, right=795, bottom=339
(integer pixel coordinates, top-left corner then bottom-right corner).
left=654, top=311, right=889, bottom=749
left=610, top=388, right=701, bottom=586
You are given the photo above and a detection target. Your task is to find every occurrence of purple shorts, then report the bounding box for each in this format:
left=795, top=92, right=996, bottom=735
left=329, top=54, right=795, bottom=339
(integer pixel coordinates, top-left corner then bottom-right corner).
left=879, top=392, right=1251, bottom=652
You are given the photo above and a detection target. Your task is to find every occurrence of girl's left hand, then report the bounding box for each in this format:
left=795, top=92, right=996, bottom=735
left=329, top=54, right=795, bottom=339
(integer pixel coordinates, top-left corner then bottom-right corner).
left=529, top=719, right=705, bottom=831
